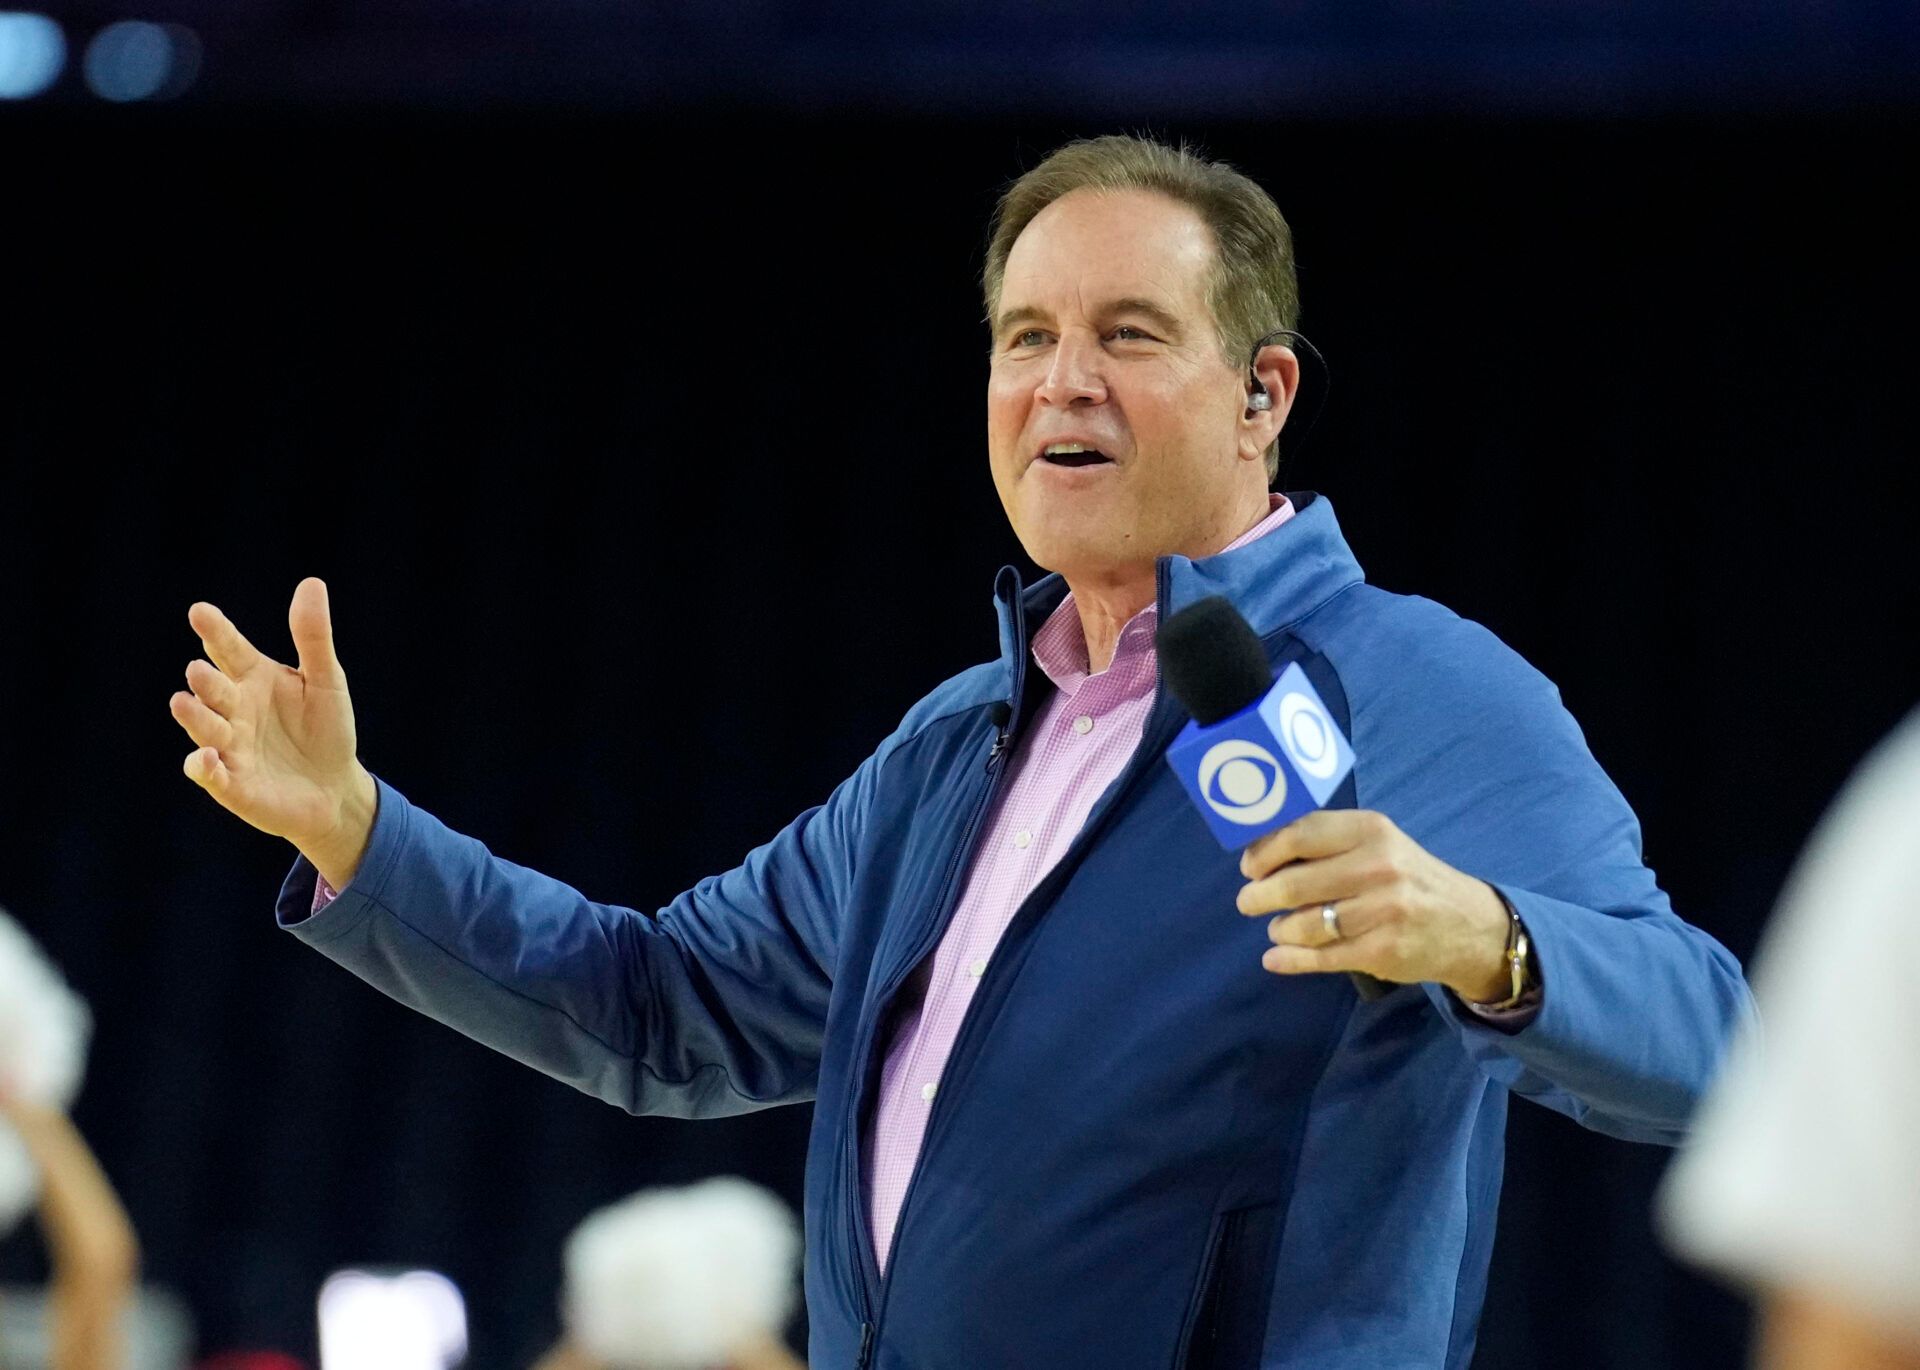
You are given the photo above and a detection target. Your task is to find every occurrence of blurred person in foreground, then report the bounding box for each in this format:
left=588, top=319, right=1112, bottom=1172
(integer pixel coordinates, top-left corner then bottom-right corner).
left=170, top=134, right=1752, bottom=1367
left=1660, top=707, right=1920, bottom=1370
left=530, top=1178, right=803, bottom=1370
left=0, top=911, right=139, bottom=1370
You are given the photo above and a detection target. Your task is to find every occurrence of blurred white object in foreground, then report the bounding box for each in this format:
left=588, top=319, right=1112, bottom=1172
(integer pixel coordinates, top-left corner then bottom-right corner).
left=0, top=906, right=92, bottom=1234
left=318, top=1268, right=467, bottom=1370
left=1660, top=706, right=1920, bottom=1346
left=564, top=1177, right=800, bottom=1370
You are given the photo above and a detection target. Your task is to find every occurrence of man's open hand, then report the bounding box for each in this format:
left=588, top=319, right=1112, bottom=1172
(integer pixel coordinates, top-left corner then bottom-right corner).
left=1235, top=810, right=1512, bottom=1002
left=168, top=577, right=377, bottom=889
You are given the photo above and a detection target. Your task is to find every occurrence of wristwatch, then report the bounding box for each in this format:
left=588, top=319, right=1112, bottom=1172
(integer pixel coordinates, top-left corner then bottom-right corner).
left=1478, top=892, right=1536, bottom=1011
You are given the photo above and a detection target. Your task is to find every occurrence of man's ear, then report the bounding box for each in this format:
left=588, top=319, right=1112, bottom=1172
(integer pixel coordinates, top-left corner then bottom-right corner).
left=1240, top=343, right=1301, bottom=459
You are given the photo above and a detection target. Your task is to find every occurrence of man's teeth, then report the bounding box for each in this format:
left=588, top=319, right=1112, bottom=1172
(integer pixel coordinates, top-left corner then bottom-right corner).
left=1046, top=443, right=1092, bottom=455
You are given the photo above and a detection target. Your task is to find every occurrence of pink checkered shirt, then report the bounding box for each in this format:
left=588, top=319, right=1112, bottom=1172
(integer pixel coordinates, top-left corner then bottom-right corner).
left=862, top=495, right=1299, bottom=1272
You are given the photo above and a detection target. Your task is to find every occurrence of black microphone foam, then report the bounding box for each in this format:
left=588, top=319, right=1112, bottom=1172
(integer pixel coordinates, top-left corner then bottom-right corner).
left=1158, top=597, right=1273, bottom=724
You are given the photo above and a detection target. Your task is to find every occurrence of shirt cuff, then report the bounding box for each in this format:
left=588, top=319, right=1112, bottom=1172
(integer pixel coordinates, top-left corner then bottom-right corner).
left=1461, top=984, right=1543, bottom=1025
left=311, top=874, right=341, bottom=916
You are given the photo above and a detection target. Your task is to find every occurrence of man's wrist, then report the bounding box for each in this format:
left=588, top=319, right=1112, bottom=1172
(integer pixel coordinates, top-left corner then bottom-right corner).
left=1458, top=885, right=1539, bottom=1009
left=1457, top=963, right=1515, bottom=1005
left=1447, top=882, right=1518, bottom=1003
left=302, top=764, right=378, bottom=891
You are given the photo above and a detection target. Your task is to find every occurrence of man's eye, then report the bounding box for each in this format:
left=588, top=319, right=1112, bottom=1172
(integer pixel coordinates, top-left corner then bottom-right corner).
left=1111, top=325, right=1156, bottom=342
left=1012, top=329, right=1049, bottom=348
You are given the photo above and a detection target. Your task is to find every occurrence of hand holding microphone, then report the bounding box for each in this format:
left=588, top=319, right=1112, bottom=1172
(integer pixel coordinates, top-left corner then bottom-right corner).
left=1159, top=598, right=1515, bottom=1006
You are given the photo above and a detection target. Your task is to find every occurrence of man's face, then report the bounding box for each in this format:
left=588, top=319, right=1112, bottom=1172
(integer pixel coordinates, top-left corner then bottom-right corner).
left=987, top=187, right=1263, bottom=585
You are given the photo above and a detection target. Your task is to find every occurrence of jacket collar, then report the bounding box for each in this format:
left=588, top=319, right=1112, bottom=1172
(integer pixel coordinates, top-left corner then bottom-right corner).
left=992, top=492, right=1365, bottom=692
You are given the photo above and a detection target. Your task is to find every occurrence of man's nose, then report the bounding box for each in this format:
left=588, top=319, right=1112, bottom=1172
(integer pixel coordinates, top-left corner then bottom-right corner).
left=1035, top=332, right=1108, bottom=407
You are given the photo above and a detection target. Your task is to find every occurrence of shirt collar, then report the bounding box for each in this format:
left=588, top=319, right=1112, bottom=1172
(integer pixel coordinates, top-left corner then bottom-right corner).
left=1030, top=494, right=1296, bottom=697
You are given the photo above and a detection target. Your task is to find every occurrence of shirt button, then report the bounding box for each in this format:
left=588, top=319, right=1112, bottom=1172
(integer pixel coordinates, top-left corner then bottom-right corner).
left=921, top=1081, right=938, bottom=1101
left=1073, top=715, right=1094, bottom=735
left=1013, top=829, right=1032, bottom=849
left=969, top=958, right=988, bottom=979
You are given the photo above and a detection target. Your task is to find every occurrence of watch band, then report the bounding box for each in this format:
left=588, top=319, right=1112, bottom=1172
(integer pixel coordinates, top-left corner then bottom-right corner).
left=1478, top=894, right=1534, bottom=1011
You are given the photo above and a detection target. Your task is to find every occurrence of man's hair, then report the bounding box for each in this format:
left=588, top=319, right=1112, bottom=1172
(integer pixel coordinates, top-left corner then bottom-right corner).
left=982, top=134, right=1301, bottom=480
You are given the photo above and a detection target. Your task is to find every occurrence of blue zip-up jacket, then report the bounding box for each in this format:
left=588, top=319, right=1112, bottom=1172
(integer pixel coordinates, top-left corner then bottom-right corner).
left=277, top=493, right=1752, bottom=1369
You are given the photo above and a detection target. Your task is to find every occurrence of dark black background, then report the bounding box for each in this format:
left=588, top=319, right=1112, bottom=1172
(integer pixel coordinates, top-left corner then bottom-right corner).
left=2, top=102, right=1915, bottom=1368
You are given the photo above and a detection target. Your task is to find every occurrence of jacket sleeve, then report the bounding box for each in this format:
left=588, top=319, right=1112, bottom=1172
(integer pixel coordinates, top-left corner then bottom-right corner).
left=1352, top=607, right=1756, bottom=1145
left=274, top=744, right=885, bottom=1120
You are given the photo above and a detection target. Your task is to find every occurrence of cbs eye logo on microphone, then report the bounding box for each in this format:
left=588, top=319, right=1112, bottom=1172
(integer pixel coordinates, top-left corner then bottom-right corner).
left=1168, top=663, right=1356, bottom=850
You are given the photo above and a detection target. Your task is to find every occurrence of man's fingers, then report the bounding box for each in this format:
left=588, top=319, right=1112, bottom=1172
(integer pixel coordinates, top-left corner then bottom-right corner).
left=169, top=691, right=234, bottom=751
left=1240, top=809, right=1391, bottom=880
left=1236, top=845, right=1383, bottom=917
left=188, top=602, right=267, bottom=678
left=1269, top=908, right=1334, bottom=949
left=1261, top=927, right=1392, bottom=978
left=181, top=746, right=231, bottom=794
left=288, top=577, right=346, bottom=691
left=185, top=658, right=237, bottom=716
left=1266, top=890, right=1386, bottom=948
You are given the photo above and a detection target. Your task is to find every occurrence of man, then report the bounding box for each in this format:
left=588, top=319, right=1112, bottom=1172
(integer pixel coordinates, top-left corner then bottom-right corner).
left=169, top=136, right=1751, bottom=1368
left=1660, top=707, right=1920, bottom=1370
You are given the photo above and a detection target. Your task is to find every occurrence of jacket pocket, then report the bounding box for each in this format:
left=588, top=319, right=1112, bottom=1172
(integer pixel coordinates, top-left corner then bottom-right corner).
left=1176, top=1201, right=1281, bottom=1370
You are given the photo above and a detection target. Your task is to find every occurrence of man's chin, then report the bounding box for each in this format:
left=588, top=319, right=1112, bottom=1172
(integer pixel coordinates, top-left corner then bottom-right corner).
left=1006, top=487, right=1154, bottom=577
left=1016, top=528, right=1154, bottom=587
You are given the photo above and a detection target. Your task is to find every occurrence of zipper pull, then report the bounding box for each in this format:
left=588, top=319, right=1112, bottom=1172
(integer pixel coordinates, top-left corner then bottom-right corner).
left=857, top=1320, right=875, bottom=1368
left=986, top=700, right=1012, bottom=771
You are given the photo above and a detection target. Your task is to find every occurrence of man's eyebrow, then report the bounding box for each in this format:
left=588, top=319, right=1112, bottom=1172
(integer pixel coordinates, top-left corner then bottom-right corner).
left=993, top=305, right=1052, bottom=336
left=1100, top=297, right=1186, bottom=337
left=992, top=298, right=1187, bottom=338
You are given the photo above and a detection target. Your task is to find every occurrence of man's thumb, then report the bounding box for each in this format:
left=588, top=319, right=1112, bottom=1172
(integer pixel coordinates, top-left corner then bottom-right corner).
left=289, top=577, right=346, bottom=688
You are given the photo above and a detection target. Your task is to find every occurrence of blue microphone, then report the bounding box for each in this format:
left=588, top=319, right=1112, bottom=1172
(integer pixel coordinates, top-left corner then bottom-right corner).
left=1159, top=596, right=1388, bottom=1000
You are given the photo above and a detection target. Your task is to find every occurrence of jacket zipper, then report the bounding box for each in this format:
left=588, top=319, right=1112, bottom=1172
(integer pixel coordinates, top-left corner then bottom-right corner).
left=1175, top=1209, right=1232, bottom=1369
left=847, top=644, right=1028, bottom=1366
left=862, top=559, right=1184, bottom=1361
